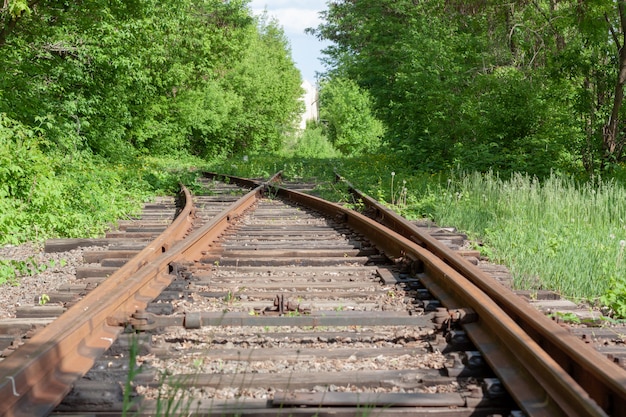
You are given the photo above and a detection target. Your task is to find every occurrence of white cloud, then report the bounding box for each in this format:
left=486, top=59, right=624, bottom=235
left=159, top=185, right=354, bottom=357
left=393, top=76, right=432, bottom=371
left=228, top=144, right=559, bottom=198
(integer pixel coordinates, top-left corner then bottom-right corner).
left=266, top=8, right=322, bottom=34
left=249, top=1, right=326, bottom=35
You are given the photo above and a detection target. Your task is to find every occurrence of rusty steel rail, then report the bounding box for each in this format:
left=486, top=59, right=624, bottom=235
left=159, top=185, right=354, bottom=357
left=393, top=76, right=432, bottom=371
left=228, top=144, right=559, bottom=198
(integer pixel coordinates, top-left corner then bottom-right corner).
left=4, top=170, right=620, bottom=417
left=335, top=175, right=626, bottom=417
left=261, top=181, right=606, bottom=417
left=0, top=182, right=266, bottom=417
left=199, top=171, right=626, bottom=415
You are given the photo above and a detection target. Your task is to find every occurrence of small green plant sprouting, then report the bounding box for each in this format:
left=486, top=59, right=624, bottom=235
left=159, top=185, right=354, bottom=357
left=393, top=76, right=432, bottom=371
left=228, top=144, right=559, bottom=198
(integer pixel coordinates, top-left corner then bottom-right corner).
left=38, top=294, right=50, bottom=305
left=549, top=311, right=581, bottom=324
left=0, top=258, right=65, bottom=286
left=153, top=374, right=199, bottom=417
left=344, top=200, right=365, bottom=212
left=266, top=183, right=280, bottom=199
left=122, top=336, right=201, bottom=417
left=0, top=261, right=19, bottom=285
left=122, top=335, right=142, bottom=417
left=192, top=358, right=203, bottom=369
left=224, top=290, right=236, bottom=304
left=601, top=278, right=626, bottom=319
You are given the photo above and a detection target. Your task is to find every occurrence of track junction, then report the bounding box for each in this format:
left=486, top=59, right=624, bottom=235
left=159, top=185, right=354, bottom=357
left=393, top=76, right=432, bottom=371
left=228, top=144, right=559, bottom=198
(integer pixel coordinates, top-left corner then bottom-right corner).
left=0, top=172, right=625, bottom=417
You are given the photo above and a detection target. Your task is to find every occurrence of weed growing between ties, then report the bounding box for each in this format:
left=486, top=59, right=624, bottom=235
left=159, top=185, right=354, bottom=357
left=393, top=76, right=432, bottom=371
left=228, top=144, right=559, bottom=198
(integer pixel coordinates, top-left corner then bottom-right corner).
left=122, top=334, right=201, bottom=417
left=122, top=334, right=141, bottom=416
left=120, top=323, right=395, bottom=415
left=0, top=258, right=66, bottom=286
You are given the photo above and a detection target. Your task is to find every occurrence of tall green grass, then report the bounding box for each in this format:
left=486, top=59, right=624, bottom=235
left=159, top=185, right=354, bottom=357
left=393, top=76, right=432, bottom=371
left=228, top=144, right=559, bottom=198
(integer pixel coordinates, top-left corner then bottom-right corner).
left=432, top=172, right=626, bottom=301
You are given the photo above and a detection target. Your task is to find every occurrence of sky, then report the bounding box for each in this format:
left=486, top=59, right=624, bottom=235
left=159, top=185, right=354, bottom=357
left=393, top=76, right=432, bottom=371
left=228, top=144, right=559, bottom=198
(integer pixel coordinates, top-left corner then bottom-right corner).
left=249, top=0, right=331, bottom=84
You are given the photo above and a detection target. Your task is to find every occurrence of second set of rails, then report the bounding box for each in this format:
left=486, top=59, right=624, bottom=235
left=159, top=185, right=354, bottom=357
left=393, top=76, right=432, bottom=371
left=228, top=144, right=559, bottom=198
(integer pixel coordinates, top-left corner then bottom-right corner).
left=0, top=172, right=625, bottom=416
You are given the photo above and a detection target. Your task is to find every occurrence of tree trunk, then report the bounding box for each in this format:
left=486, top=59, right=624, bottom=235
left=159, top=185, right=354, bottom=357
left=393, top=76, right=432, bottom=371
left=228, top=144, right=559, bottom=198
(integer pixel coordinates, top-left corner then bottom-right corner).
left=603, top=2, right=626, bottom=166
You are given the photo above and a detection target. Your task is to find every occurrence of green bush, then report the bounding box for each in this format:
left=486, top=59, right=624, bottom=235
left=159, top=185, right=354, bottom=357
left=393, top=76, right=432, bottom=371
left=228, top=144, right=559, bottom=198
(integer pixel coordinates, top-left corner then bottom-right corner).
left=318, top=78, right=385, bottom=156
left=0, top=115, right=151, bottom=245
left=290, top=124, right=341, bottom=159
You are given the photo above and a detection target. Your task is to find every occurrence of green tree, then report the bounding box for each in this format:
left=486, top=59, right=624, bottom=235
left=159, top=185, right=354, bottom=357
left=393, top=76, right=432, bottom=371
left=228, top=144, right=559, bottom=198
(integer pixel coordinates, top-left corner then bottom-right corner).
left=0, top=0, right=304, bottom=160
left=0, top=0, right=33, bottom=47
left=472, top=0, right=626, bottom=172
left=311, top=0, right=626, bottom=174
left=318, top=77, right=384, bottom=156
left=220, top=13, right=304, bottom=156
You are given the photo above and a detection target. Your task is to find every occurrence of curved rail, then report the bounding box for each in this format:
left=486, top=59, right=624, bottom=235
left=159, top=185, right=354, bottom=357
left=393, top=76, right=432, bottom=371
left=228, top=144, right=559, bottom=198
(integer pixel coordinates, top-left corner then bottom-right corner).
left=191, top=171, right=625, bottom=415
left=336, top=174, right=626, bottom=417
left=0, top=185, right=195, bottom=416
left=3, top=171, right=621, bottom=416
left=264, top=180, right=607, bottom=417
left=0, top=182, right=265, bottom=417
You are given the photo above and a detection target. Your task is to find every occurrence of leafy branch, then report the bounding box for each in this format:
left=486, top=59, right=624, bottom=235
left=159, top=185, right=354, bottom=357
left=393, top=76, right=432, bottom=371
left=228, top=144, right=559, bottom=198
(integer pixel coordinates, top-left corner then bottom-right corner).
left=0, top=0, right=39, bottom=47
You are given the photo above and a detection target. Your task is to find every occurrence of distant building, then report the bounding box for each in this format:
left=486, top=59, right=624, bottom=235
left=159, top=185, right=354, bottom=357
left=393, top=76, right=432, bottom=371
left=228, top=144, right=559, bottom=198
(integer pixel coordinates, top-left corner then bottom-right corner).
left=299, top=80, right=319, bottom=130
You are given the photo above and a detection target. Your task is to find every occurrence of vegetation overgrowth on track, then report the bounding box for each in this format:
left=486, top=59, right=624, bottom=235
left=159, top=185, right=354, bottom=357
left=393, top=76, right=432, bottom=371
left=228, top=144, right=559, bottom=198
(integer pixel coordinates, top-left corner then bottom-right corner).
left=209, top=154, right=626, bottom=316
left=4, top=0, right=626, bottom=318
left=3, top=149, right=626, bottom=316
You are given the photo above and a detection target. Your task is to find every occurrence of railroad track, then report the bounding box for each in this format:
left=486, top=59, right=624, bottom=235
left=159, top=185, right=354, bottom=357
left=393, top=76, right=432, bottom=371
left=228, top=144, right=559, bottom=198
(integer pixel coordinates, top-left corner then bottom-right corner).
left=0, top=172, right=625, bottom=416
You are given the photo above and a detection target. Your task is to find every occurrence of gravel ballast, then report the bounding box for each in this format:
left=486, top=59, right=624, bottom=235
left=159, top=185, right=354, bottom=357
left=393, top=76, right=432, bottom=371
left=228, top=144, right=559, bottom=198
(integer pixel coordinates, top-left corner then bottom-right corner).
left=0, top=243, right=95, bottom=318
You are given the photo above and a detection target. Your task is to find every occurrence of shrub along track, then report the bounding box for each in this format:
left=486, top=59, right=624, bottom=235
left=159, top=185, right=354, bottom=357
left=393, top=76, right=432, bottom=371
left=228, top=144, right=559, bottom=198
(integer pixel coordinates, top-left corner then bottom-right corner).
left=0, top=173, right=625, bottom=416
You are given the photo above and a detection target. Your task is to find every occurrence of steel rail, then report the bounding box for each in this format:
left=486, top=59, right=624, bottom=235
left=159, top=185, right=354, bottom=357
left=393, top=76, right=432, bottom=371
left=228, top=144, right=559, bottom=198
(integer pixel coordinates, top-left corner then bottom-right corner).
left=198, top=171, right=624, bottom=415
left=0, top=182, right=266, bottom=417
left=7, top=168, right=613, bottom=416
left=336, top=175, right=626, bottom=417
left=264, top=181, right=607, bottom=417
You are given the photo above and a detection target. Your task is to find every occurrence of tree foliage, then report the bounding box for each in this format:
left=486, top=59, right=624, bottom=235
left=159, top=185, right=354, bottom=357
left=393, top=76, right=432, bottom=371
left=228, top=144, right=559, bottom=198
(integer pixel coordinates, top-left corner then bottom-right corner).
left=311, top=0, right=626, bottom=176
left=0, top=0, right=304, bottom=245
left=318, top=77, right=384, bottom=156
left=0, top=0, right=303, bottom=159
